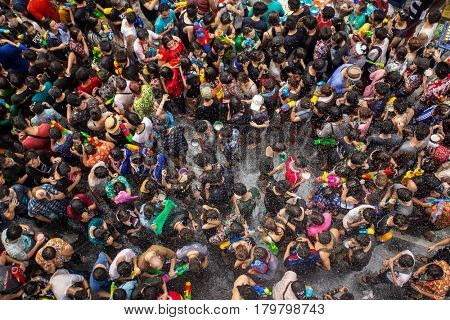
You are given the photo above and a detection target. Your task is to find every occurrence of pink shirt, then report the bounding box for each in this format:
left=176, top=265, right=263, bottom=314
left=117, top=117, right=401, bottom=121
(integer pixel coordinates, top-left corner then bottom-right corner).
left=307, top=212, right=332, bottom=238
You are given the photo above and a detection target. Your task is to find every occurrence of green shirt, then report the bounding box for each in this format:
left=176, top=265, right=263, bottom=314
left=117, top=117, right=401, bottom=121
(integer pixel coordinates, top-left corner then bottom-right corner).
left=348, top=12, right=367, bottom=30
left=235, top=33, right=260, bottom=53
left=133, top=84, right=155, bottom=119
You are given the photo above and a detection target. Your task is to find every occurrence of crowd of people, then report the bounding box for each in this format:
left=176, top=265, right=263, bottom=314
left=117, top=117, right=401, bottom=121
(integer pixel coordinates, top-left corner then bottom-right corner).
left=0, top=0, right=449, bottom=300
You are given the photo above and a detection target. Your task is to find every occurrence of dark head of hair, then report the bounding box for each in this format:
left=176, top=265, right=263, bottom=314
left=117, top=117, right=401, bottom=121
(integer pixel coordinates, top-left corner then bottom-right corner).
left=253, top=246, right=269, bottom=261
left=350, top=152, right=365, bottom=165
left=84, top=144, right=96, bottom=156
left=193, top=120, right=208, bottom=133
left=291, top=280, right=307, bottom=299
left=70, top=198, right=87, bottom=215
left=322, top=6, right=335, bottom=20
left=112, top=288, right=127, bottom=300
left=427, top=9, right=441, bottom=24
left=425, top=263, right=444, bottom=280
left=93, top=267, right=109, bottom=281
left=117, top=261, right=133, bottom=277
left=8, top=72, right=25, bottom=88
left=310, top=213, right=325, bottom=226
left=42, top=246, right=57, bottom=261
left=188, top=256, right=202, bottom=273
left=26, top=76, right=40, bottom=91
left=374, top=27, right=388, bottom=41
left=136, top=28, right=149, bottom=41
left=186, top=3, right=198, bottom=19
left=318, top=231, right=332, bottom=244
left=94, top=165, right=109, bottom=179
left=374, top=82, right=390, bottom=96
left=397, top=188, right=413, bottom=202
left=398, top=254, right=414, bottom=268
left=220, top=11, right=232, bottom=25
left=372, top=10, right=386, bottom=23
left=23, top=50, right=38, bottom=62
left=355, top=234, right=370, bottom=247
left=75, top=67, right=90, bottom=83
left=125, top=11, right=136, bottom=24
left=6, top=225, right=23, bottom=241
left=267, top=11, right=280, bottom=27
left=110, top=147, right=125, bottom=162
left=414, top=123, right=430, bottom=140
left=303, top=15, right=317, bottom=30
left=253, top=1, right=268, bottom=16
left=435, top=62, right=449, bottom=79
left=275, top=180, right=290, bottom=194
left=285, top=15, right=298, bottom=30
left=393, top=214, right=408, bottom=229
left=380, top=120, right=394, bottom=134
left=67, top=92, right=82, bottom=107
left=159, top=66, right=174, bottom=80
left=24, top=282, right=39, bottom=296
left=233, top=183, right=247, bottom=196
left=313, top=58, right=325, bottom=71
left=50, top=128, right=62, bottom=141
left=99, top=40, right=112, bottom=52
left=179, top=228, right=194, bottom=242
left=362, top=208, right=377, bottom=224
left=237, top=285, right=257, bottom=300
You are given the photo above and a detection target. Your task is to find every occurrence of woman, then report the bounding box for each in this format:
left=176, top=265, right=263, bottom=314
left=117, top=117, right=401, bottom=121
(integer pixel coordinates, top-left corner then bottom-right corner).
left=397, top=57, right=429, bottom=98
left=86, top=17, right=114, bottom=47
left=49, top=127, right=78, bottom=165
left=17, top=123, right=51, bottom=152
left=131, top=78, right=156, bottom=119
left=160, top=66, right=185, bottom=113
left=411, top=260, right=450, bottom=300
left=262, top=12, right=283, bottom=46
left=258, top=215, right=285, bottom=245
left=66, top=27, right=90, bottom=76
left=315, top=228, right=340, bottom=271
left=237, top=73, right=257, bottom=99
left=178, top=3, right=197, bottom=48
left=387, top=10, right=409, bottom=51
left=157, top=35, right=185, bottom=67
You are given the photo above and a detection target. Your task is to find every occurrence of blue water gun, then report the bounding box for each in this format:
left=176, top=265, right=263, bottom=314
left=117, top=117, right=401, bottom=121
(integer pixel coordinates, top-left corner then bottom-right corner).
left=253, top=286, right=272, bottom=297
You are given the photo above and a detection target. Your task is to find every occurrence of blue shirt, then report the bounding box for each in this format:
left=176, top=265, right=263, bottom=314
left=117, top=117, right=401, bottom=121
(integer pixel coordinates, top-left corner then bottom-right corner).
left=327, top=64, right=352, bottom=94
left=249, top=0, right=284, bottom=23
left=154, top=9, right=176, bottom=34
left=89, top=252, right=111, bottom=294
left=0, top=44, right=29, bottom=73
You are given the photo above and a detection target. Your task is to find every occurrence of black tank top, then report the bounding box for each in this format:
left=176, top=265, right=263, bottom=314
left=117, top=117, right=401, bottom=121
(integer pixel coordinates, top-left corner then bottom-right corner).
left=178, top=11, right=194, bottom=48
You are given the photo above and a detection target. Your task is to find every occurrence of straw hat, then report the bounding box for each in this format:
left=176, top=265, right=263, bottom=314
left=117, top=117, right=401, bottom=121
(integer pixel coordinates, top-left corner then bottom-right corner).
left=105, top=115, right=120, bottom=134
left=347, top=66, right=362, bottom=81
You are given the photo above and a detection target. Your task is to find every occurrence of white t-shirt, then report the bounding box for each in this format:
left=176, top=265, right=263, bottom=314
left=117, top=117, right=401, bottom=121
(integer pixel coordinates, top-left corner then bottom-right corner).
left=121, top=19, right=137, bottom=49
left=109, top=248, right=136, bottom=280
left=133, top=117, right=153, bottom=147
left=342, top=205, right=375, bottom=230
left=386, top=250, right=415, bottom=287
left=133, top=31, right=159, bottom=62
left=114, top=80, right=134, bottom=113
left=50, top=269, right=84, bottom=300
left=367, top=38, right=389, bottom=65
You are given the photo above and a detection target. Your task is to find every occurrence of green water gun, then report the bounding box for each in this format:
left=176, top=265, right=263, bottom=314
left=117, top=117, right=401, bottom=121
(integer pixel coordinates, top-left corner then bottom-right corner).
left=314, top=138, right=337, bottom=146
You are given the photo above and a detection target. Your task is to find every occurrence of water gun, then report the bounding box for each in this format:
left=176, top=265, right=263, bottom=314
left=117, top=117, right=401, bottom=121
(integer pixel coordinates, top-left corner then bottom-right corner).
left=310, top=95, right=319, bottom=104
left=365, top=59, right=385, bottom=68
left=64, top=1, right=76, bottom=7
left=431, top=201, right=445, bottom=223
left=401, top=167, right=424, bottom=184
left=146, top=47, right=157, bottom=59
left=217, top=32, right=234, bottom=46
left=365, top=30, right=373, bottom=37
left=170, top=1, right=187, bottom=9
left=264, top=239, right=279, bottom=255
left=51, top=120, right=69, bottom=135
left=104, top=96, right=115, bottom=106
left=0, top=28, right=10, bottom=34
left=193, top=21, right=211, bottom=52
left=280, top=101, right=295, bottom=112
left=113, top=60, right=122, bottom=77
left=253, top=285, right=272, bottom=297
left=314, top=138, right=337, bottom=146
left=109, top=282, right=116, bottom=299
left=131, top=267, right=140, bottom=279
left=93, top=47, right=103, bottom=62
left=125, top=144, right=153, bottom=156
left=119, top=116, right=134, bottom=142
left=425, top=198, right=450, bottom=204
left=242, top=38, right=255, bottom=51
left=161, top=264, right=189, bottom=282
left=321, top=171, right=346, bottom=188
left=358, top=228, right=375, bottom=235
left=11, top=266, right=26, bottom=283
left=183, top=281, right=192, bottom=300
left=362, top=173, right=376, bottom=180
left=81, top=131, right=102, bottom=147
left=0, top=98, right=11, bottom=109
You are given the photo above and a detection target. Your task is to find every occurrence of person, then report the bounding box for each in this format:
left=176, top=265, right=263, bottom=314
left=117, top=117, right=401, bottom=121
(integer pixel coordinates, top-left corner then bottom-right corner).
left=410, top=260, right=450, bottom=300
left=1, top=224, right=45, bottom=261
left=273, top=271, right=315, bottom=300
left=138, top=245, right=176, bottom=277
left=176, top=242, right=209, bottom=273
left=90, top=252, right=112, bottom=299
left=109, top=249, right=140, bottom=281
left=49, top=269, right=90, bottom=300
left=35, top=238, right=73, bottom=274
left=327, top=65, right=362, bottom=95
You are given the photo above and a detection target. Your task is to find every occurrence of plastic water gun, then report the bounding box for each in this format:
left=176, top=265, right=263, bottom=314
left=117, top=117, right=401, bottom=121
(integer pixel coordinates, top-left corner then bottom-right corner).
left=217, top=30, right=234, bottom=46
left=358, top=228, right=375, bottom=235
left=243, top=38, right=255, bottom=51
left=280, top=101, right=295, bottom=112
left=93, top=47, right=103, bottom=62
left=109, top=282, right=116, bottom=299
left=146, top=47, right=157, bottom=59
left=314, top=138, right=337, bottom=146
left=365, top=59, right=385, bottom=68
left=0, top=98, right=11, bottom=109
left=11, top=265, right=26, bottom=283
left=321, top=171, right=346, bottom=188
left=425, top=198, right=450, bottom=204
left=193, top=21, right=211, bottom=52
left=131, top=267, right=140, bottom=279
left=0, top=28, right=10, bottom=34
left=51, top=120, right=68, bottom=135
left=431, top=201, right=445, bottom=223
left=310, top=95, right=319, bottom=104
left=113, top=60, right=122, bottom=77
left=64, top=1, right=76, bottom=7
left=161, top=264, right=189, bottom=282
left=362, top=173, right=376, bottom=180
left=104, top=96, right=115, bottom=106
left=358, top=23, right=371, bottom=38
left=119, top=116, right=134, bottom=142
left=262, top=237, right=279, bottom=255
left=183, top=281, right=192, bottom=300
left=253, top=286, right=272, bottom=297
left=125, top=144, right=153, bottom=156
left=365, top=30, right=373, bottom=37
left=170, top=1, right=187, bottom=9
left=401, top=167, right=424, bottom=184
left=81, top=131, right=102, bottom=147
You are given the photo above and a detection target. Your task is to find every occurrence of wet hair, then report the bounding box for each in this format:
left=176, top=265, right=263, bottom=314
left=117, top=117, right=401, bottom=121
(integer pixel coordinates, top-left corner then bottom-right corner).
left=285, top=15, right=298, bottom=31
left=414, top=123, right=430, bottom=141
left=253, top=246, right=269, bottom=261
left=117, top=261, right=133, bottom=277
left=291, top=280, right=307, bottom=299
left=372, top=10, right=385, bottom=23
left=6, top=225, right=23, bottom=241
left=235, top=285, right=257, bottom=300
left=159, top=66, right=174, bottom=80
left=235, top=245, right=249, bottom=261
left=267, top=11, right=280, bottom=27
left=310, top=214, right=325, bottom=226
left=393, top=214, right=408, bottom=229
left=42, top=246, right=57, bottom=261
left=26, top=77, right=40, bottom=91
left=70, top=198, right=87, bottom=215
left=194, top=120, right=208, bottom=133
left=355, top=234, right=370, bottom=247
left=313, top=58, right=325, bottom=71
left=141, top=286, right=158, bottom=300
left=75, top=67, right=90, bottom=83
left=427, top=9, right=441, bottom=24
left=374, top=27, right=388, bottom=41
left=350, top=152, right=365, bottom=165
left=23, top=282, right=39, bottom=296
left=374, top=82, right=390, bottom=96
left=379, top=120, right=395, bottom=134
left=296, top=242, right=311, bottom=259
left=188, top=257, right=202, bottom=273
left=425, top=263, right=444, bottom=280
left=220, top=11, right=232, bottom=25
left=179, top=228, right=194, bottom=241
left=362, top=208, right=377, bottom=224
left=94, top=166, right=109, bottom=179
left=303, top=15, right=317, bottom=30
left=435, top=62, right=449, bottom=79
left=110, top=148, right=125, bottom=162
left=318, top=26, right=332, bottom=41
left=398, top=254, right=414, bottom=268
left=233, top=183, right=247, bottom=196
left=397, top=188, right=413, bottom=202
left=92, top=267, right=109, bottom=281
left=49, top=126, right=63, bottom=140
left=112, top=288, right=127, bottom=300
left=322, top=6, right=335, bottom=20
left=318, top=231, right=332, bottom=244
left=186, top=3, right=198, bottom=19
left=253, top=1, right=268, bottom=16
left=275, top=180, right=290, bottom=194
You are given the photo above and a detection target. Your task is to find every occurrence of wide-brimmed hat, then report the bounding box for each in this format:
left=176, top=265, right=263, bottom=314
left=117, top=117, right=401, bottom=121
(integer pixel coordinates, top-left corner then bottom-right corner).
left=200, top=85, right=212, bottom=100
left=250, top=95, right=264, bottom=111
left=105, top=115, right=120, bottom=134
left=347, top=66, right=362, bottom=81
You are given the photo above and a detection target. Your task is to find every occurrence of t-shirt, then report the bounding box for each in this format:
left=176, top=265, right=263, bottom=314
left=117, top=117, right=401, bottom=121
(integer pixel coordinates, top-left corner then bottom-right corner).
left=241, top=17, right=268, bottom=35
left=272, top=271, right=298, bottom=300
left=0, top=44, right=29, bottom=73
left=121, top=19, right=137, bottom=49
left=50, top=269, right=84, bottom=300
left=133, top=31, right=159, bottom=62
left=176, top=243, right=208, bottom=262
left=195, top=99, right=221, bottom=125
left=386, top=250, right=415, bottom=287
left=249, top=0, right=285, bottom=23
left=155, top=10, right=177, bottom=34
left=1, top=230, right=34, bottom=261
left=109, top=249, right=136, bottom=280
left=342, top=205, right=375, bottom=230
left=89, top=252, right=111, bottom=294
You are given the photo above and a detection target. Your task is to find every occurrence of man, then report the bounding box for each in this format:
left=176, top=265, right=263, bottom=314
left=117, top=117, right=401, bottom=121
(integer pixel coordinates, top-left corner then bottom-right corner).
left=49, top=269, right=90, bottom=300
left=133, top=29, right=161, bottom=64
left=241, top=1, right=268, bottom=36
left=1, top=224, right=45, bottom=261
left=154, top=3, right=178, bottom=35
left=176, top=242, right=209, bottom=273
left=90, top=252, right=112, bottom=299
left=217, top=0, right=245, bottom=30
left=0, top=185, right=30, bottom=222
left=35, top=238, right=74, bottom=274
left=273, top=271, right=315, bottom=300
left=249, top=0, right=284, bottom=23
left=327, top=64, right=362, bottom=95
left=109, top=249, right=140, bottom=281
left=138, top=245, right=177, bottom=278
left=195, top=85, right=222, bottom=125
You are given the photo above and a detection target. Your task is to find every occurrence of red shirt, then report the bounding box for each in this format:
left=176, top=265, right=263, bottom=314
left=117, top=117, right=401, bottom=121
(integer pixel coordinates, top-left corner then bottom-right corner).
left=165, top=68, right=184, bottom=98
left=22, top=123, right=51, bottom=151
left=66, top=193, right=95, bottom=221
left=27, top=0, right=60, bottom=21
left=77, top=77, right=102, bottom=95
left=158, top=41, right=185, bottom=66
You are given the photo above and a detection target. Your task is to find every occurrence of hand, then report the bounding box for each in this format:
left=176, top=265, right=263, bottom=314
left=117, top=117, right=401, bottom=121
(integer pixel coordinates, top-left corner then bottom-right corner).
left=9, top=197, right=18, bottom=209
left=288, top=241, right=296, bottom=248
left=257, top=226, right=264, bottom=233
left=37, top=236, right=46, bottom=245
left=162, top=93, right=169, bottom=101
left=49, top=177, right=57, bottom=185
left=427, top=244, right=436, bottom=252
left=18, top=262, right=26, bottom=271
left=168, top=270, right=176, bottom=278
left=192, top=222, right=199, bottom=230
left=226, top=4, right=235, bottom=11
left=158, top=293, right=168, bottom=300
